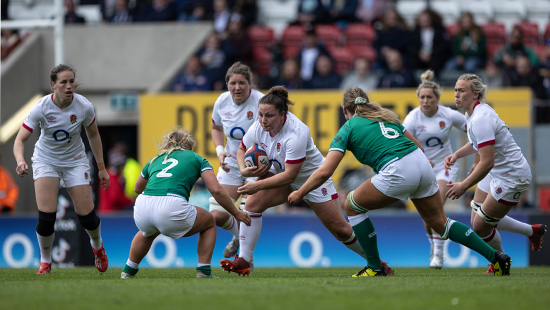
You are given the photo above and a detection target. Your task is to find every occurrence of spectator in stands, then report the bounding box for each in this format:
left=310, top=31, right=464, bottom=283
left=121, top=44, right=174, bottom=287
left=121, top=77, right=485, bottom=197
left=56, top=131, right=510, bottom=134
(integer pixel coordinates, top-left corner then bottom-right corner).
left=478, top=60, right=504, bottom=89
left=339, top=57, right=378, bottom=91
left=292, top=0, right=330, bottom=25
left=177, top=0, right=212, bottom=21
left=1, top=0, right=8, bottom=20
left=504, top=55, right=548, bottom=100
left=295, top=26, right=332, bottom=86
left=306, top=54, right=341, bottom=89
left=408, top=8, right=451, bottom=77
left=355, top=0, right=387, bottom=25
left=98, top=148, right=134, bottom=213
left=110, top=0, right=134, bottom=23
left=195, top=32, right=232, bottom=90
left=494, top=25, right=539, bottom=70
left=225, top=13, right=253, bottom=66
left=1, top=28, right=22, bottom=61
left=327, top=0, right=357, bottom=26
left=275, top=58, right=304, bottom=90
left=250, top=66, right=274, bottom=90
left=377, top=49, right=417, bottom=89
left=233, top=0, right=257, bottom=27
left=213, top=0, right=232, bottom=34
left=134, top=0, right=178, bottom=22
left=539, top=40, right=550, bottom=99
left=172, top=55, right=212, bottom=92
left=373, top=8, right=411, bottom=70
left=0, top=154, right=19, bottom=214
left=444, top=12, right=486, bottom=72
left=65, top=0, right=87, bottom=24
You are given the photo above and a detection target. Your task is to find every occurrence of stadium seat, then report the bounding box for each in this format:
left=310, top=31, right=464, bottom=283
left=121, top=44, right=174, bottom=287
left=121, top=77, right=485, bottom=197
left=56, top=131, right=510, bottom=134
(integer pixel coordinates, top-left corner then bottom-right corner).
left=446, top=23, right=460, bottom=37
left=492, top=0, right=527, bottom=32
left=527, top=43, right=547, bottom=62
left=314, top=24, right=342, bottom=49
left=328, top=47, right=354, bottom=75
left=458, top=0, right=494, bottom=24
left=482, top=22, right=507, bottom=43
left=283, top=45, right=301, bottom=59
left=486, top=42, right=504, bottom=59
left=346, top=43, right=377, bottom=63
left=248, top=26, right=275, bottom=48
left=252, top=46, right=273, bottom=75
left=545, top=24, right=550, bottom=43
left=281, top=25, right=306, bottom=47
left=345, top=23, right=376, bottom=46
left=514, top=22, right=540, bottom=44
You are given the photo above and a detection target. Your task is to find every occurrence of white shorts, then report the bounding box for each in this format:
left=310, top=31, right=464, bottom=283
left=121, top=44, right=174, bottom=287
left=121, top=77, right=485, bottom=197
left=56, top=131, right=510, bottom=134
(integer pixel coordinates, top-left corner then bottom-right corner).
left=372, top=148, right=439, bottom=200
left=291, top=177, right=338, bottom=204
left=477, top=172, right=531, bottom=206
left=216, top=162, right=256, bottom=186
left=133, top=194, right=198, bottom=239
left=433, top=160, right=458, bottom=183
left=32, top=162, right=92, bottom=187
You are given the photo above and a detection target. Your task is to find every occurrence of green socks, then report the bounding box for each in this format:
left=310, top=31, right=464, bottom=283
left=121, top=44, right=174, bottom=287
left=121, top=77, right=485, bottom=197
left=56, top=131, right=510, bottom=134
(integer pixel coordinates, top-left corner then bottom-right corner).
left=196, top=265, right=212, bottom=275
left=443, top=219, right=496, bottom=263
left=350, top=215, right=383, bottom=271
left=122, top=264, right=138, bottom=276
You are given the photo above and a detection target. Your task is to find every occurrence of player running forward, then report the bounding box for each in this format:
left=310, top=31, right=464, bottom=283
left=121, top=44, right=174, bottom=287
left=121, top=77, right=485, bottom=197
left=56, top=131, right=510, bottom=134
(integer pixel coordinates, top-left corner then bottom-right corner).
left=220, top=86, right=394, bottom=276
left=288, top=87, right=512, bottom=276
left=210, top=62, right=263, bottom=259
left=121, top=127, right=250, bottom=279
left=13, top=64, right=109, bottom=274
left=445, top=73, right=546, bottom=274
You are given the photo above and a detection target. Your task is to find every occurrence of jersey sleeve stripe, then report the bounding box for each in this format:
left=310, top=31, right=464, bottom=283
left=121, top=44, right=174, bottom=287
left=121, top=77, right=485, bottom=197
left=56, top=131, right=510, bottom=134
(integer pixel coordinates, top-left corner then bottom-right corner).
left=88, top=117, right=96, bottom=127
left=241, top=140, right=247, bottom=150
left=328, top=147, right=345, bottom=153
left=497, top=199, right=518, bottom=206
left=286, top=157, right=306, bottom=164
left=22, top=123, right=33, bottom=132
left=201, top=167, right=213, bottom=172
left=478, top=140, right=495, bottom=148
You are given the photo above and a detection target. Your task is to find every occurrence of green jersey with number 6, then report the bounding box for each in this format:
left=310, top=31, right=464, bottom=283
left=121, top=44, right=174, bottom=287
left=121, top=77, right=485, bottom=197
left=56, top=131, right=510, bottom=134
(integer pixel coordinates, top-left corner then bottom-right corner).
left=329, top=116, right=418, bottom=173
left=141, top=150, right=213, bottom=200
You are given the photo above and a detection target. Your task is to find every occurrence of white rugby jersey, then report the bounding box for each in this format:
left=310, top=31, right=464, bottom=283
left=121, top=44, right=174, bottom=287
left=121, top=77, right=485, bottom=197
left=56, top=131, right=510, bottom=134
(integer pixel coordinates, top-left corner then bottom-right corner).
left=212, top=89, right=263, bottom=166
left=23, top=93, right=95, bottom=167
left=403, top=105, right=466, bottom=165
left=241, top=112, right=325, bottom=183
left=466, top=102, right=530, bottom=178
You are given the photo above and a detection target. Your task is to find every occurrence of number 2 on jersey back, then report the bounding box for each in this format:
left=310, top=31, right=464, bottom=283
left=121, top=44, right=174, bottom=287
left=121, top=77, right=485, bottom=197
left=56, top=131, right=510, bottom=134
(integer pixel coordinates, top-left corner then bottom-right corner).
left=157, top=158, right=178, bottom=178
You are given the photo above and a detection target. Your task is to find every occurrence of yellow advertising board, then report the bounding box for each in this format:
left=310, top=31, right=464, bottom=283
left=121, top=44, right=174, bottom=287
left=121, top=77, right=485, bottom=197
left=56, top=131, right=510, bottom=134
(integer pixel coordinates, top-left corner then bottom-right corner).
left=139, top=88, right=530, bottom=188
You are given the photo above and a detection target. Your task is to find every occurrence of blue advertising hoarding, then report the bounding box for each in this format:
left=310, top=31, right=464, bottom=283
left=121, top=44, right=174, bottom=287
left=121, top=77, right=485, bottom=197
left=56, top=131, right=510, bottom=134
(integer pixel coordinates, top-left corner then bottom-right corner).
left=0, top=213, right=530, bottom=269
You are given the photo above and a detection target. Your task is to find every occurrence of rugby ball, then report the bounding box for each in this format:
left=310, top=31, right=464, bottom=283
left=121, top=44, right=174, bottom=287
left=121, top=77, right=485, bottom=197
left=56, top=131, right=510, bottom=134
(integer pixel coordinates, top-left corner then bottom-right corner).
left=244, top=144, right=270, bottom=168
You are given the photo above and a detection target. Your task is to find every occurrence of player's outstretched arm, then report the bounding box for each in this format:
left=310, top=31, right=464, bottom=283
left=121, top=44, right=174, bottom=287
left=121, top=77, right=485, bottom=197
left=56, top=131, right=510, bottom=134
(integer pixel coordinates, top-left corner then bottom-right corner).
left=13, top=126, right=31, bottom=177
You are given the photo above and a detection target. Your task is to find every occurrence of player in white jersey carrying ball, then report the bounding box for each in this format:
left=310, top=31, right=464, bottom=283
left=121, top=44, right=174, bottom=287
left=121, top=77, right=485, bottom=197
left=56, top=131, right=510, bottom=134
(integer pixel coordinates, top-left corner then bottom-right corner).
left=220, top=86, right=394, bottom=276
left=445, top=73, right=546, bottom=273
left=120, top=128, right=250, bottom=279
left=13, top=64, right=110, bottom=274
left=210, top=62, right=264, bottom=259
left=403, top=70, right=467, bottom=269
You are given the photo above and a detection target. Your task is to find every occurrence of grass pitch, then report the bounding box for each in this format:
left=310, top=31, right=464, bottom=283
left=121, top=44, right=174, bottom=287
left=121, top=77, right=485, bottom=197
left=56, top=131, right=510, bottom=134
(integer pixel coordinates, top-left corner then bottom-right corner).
left=1, top=267, right=548, bottom=310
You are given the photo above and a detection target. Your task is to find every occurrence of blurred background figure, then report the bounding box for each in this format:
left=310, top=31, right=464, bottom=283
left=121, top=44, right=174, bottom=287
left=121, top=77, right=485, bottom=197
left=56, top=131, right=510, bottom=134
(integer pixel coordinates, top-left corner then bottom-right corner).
left=478, top=60, right=504, bottom=89
left=1, top=28, right=22, bottom=61
left=339, top=57, right=378, bottom=91
left=195, top=32, right=232, bottom=91
left=445, top=12, right=486, bottom=72
left=224, top=13, right=253, bottom=66
left=275, top=58, right=304, bottom=90
left=306, top=54, right=341, bottom=89
left=110, top=0, right=134, bottom=23
left=172, top=55, right=212, bottom=92
left=292, top=0, right=329, bottom=25
left=494, top=25, right=539, bottom=70
left=377, top=49, right=417, bottom=88
left=0, top=154, right=19, bottom=214
left=65, top=0, right=87, bottom=24
left=134, top=0, right=178, bottom=22
left=504, top=55, right=548, bottom=101
left=327, top=0, right=357, bottom=27
left=373, top=8, right=411, bottom=70
left=233, top=0, right=258, bottom=28
left=98, top=146, right=134, bottom=213
left=213, top=0, right=231, bottom=34
left=295, top=26, right=332, bottom=86
left=355, top=0, right=388, bottom=25
left=408, top=8, right=451, bottom=77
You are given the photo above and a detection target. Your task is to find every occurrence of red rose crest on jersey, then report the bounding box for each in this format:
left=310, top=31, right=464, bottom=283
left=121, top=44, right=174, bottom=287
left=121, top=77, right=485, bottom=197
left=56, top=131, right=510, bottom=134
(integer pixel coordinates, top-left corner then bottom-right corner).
left=247, top=111, right=253, bottom=120
left=276, top=143, right=281, bottom=152
left=85, top=172, right=89, bottom=180
left=321, top=188, right=327, bottom=196
left=439, top=121, right=446, bottom=129
left=70, top=114, right=77, bottom=124
left=496, top=187, right=502, bottom=194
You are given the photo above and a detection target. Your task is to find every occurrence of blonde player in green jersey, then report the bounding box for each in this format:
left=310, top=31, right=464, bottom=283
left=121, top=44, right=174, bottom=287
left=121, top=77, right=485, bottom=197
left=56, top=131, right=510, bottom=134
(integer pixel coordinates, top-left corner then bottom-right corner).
left=121, top=127, right=250, bottom=279
left=288, top=87, right=512, bottom=277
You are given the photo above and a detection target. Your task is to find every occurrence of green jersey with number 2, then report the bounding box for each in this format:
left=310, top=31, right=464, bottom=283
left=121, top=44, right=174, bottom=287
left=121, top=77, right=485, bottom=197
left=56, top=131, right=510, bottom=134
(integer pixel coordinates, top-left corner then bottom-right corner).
left=141, top=150, right=213, bottom=200
left=329, top=116, right=418, bottom=173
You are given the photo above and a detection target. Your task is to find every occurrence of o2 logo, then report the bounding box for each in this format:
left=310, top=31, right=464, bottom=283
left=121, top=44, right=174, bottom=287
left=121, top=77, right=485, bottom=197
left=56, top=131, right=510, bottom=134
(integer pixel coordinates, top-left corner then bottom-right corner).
left=145, top=235, right=184, bottom=267
left=229, top=127, right=245, bottom=140
left=426, top=137, right=443, bottom=148
left=289, top=232, right=330, bottom=267
left=53, top=129, right=72, bottom=143
left=2, top=233, right=36, bottom=267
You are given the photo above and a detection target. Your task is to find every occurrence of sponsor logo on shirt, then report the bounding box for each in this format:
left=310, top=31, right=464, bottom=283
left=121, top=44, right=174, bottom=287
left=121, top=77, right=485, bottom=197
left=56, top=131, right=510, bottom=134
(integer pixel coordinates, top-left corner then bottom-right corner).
left=47, top=116, right=57, bottom=123
left=247, top=111, right=253, bottom=120
left=70, top=115, right=77, bottom=124
left=260, top=143, right=268, bottom=149
left=439, top=121, right=446, bottom=129
left=418, top=125, right=426, bottom=133
left=225, top=112, right=232, bottom=119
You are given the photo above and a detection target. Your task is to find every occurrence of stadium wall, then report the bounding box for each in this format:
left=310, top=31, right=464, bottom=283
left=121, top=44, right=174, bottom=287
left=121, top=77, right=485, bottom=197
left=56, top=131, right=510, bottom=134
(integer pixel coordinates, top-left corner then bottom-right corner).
left=1, top=212, right=547, bottom=269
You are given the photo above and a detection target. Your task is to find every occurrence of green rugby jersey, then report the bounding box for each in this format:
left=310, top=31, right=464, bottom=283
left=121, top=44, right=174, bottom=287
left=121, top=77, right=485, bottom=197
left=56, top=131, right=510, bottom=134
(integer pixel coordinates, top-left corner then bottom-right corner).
left=329, top=116, right=417, bottom=173
left=141, top=150, right=213, bottom=200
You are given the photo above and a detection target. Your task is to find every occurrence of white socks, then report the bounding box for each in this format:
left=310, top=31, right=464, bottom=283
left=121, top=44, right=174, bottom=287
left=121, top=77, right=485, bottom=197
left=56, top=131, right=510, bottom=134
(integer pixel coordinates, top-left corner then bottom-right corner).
left=238, top=211, right=263, bottom=262
left=85, top=222, right=103, bottom=250
left=496, top=216, right=533, bottom=236
left=36, top=232, right=55, bottom=263
left=222, top=215, right=240, bottom=237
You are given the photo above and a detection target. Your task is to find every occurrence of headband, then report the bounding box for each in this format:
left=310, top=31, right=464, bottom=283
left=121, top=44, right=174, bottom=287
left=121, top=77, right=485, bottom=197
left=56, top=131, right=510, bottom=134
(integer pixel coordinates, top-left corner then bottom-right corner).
left=355, top=97, right=368, bottom=105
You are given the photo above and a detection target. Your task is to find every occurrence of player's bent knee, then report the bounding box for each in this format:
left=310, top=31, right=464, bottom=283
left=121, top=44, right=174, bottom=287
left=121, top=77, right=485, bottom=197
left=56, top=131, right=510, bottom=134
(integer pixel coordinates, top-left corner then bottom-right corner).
left=77, top=210, right=101, bottom=230
left=475, top=204, right=501, bottom=226
left=346, top=191, right=369, bottom=214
